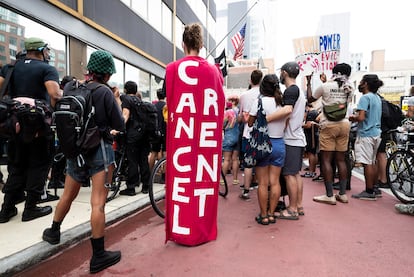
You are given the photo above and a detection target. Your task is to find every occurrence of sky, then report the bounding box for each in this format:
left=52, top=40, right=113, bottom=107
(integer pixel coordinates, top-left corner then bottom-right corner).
left=216, top=0, right=414, bottom=68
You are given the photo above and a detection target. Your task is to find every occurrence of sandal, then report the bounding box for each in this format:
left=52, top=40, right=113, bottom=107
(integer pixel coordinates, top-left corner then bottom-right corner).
left=233, top=179, right=239, bottom=185
left=255, top=214, right=269, bottom=225
left=277, top=209, right=299, bottom=220
left=267, top=214, right=276, bottom=224
left=297, top=207, right=305, bottom=216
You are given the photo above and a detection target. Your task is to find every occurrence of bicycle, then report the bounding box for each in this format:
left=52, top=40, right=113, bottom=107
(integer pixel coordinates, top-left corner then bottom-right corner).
left=106, top=133, right=128, bottom=202
left=386, top=130, right=414, bottom=204
left=148, top=157, right=228, bottom=218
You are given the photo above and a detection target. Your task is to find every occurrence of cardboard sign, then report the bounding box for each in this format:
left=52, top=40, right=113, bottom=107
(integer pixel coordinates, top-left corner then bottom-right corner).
left=165, top=56, right=225, bottom=246
left=293, top=33, right=341, bottom=75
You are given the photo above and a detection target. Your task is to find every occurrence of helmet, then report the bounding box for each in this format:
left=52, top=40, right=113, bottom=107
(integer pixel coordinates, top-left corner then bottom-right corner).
left=87, top=50, right=116, bottom=75
left=25, top=37, right=48, bottom=51
left=281, top=62, right=300, bottom=78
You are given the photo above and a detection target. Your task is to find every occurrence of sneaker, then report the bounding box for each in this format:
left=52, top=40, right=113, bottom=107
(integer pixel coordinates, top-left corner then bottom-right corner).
left=42, top=228, right=61, bottom=245
left=312, top=175, right=324, bottom=182
left=313, top=195, right=336, bottom=205
left=0, top=207, right=18, bottom=223
left=377, top=181, right=389, bottom=189
left=373, top=186, right=382, bottom=198
left=119, top=189, right=136, bottom=196
left=239, top=192, right=250, bottom=201
left=301, top=172, right=316, bottom=178
left=239, top=184, right=254, bottom=191
left=250, top=182, right=258, bottom=189
left=335, top=193, right=349, bottom=203
left=395, top=204, right=414, bottom=215
left=351, top=190, right=376, bottom=201
left=38, top=192, right=60, bottom=203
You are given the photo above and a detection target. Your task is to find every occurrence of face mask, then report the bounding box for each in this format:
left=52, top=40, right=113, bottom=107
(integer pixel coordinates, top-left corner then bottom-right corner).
left=358, top=84, right=364, bottom=92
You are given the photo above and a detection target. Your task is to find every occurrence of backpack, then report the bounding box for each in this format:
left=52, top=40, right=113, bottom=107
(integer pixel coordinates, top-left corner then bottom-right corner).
left=381, top=97, right=404, bottom=132
left=127, top=96, right=160, bottom=143
left=52, top=80, right=103, bottom=160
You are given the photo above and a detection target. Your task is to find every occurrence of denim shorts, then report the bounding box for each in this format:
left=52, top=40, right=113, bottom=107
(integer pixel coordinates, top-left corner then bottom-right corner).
left=66, top=142, right=115, bottom=184
left=256, top=137, right=286, bottom=167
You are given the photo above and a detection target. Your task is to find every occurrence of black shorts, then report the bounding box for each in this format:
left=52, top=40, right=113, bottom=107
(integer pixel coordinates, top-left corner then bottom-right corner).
left=151, top=134, right=166, bottom=152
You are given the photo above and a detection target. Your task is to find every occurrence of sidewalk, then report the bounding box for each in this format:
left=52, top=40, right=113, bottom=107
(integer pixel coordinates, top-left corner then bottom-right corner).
left=0, top=163, right=150, bottom=276
left=2, top=165, right=414, bottom=276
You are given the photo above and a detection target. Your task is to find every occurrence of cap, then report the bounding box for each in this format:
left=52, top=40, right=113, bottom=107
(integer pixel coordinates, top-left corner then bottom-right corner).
left=281, top=62, right=300, bottom=78
left=87, top=50, right=116, bottom=75
left=24, top=37, right=48, bottom=51
left=407, top=97, right=414, bottom=107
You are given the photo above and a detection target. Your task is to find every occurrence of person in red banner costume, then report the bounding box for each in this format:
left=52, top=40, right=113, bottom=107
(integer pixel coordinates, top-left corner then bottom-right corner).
left=164, top=23, right=225, bottom=246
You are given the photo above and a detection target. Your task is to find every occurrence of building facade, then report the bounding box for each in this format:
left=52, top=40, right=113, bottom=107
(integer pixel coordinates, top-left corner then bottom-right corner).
left=0, top=0, right=219, bottom=101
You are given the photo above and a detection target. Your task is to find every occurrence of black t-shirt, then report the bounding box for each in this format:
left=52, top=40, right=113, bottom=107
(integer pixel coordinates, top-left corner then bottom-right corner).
left=0, top=59, right=59, bottom=101
left=120, top=94, right=139, bottom=130
left=154, top=100, right=166, bottom=135
left=282, top=84, right=300, bottom=107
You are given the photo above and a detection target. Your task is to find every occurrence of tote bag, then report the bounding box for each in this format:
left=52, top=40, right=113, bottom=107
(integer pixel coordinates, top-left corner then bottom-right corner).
left=243, top=97, right=272, bottom=167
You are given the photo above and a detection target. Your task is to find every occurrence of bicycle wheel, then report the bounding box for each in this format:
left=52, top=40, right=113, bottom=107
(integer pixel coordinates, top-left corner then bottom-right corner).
left=386, top=150, right=414, bottom=204
left=149, top=157, right=166, bottom=218
left=106, top=149, right=128, bottom=202
left=219, top=169, right=228, bottom=198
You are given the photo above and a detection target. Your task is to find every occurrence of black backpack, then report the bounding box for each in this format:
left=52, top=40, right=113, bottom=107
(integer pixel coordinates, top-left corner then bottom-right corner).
left=127, top=96, right=160, bottom=143
left=381, top=97, right=404, bottom=132
left=52, top=80, right=103, bottom=159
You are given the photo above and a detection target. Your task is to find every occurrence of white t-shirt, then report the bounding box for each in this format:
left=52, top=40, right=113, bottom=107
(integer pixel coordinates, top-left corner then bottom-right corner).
left=239, top=86, right=260, bottom=138
left=250, top=96, right=285, bottom=138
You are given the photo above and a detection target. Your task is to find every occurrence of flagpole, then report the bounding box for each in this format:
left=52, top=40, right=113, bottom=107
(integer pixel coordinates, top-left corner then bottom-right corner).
left=206, top=0, right=260, bottom=59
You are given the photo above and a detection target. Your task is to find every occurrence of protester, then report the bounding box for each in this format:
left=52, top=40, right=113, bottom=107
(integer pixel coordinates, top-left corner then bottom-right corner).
left=239, top=69, right=263, bottom=200
left=42, top=50, right=125, bottom=273
left=149, top=87, right=167, bottom=172
left=301, top=102, right=320, bottom=179
left=267, top=61, right=306, bottom=219
left=164, top=22, right=225, bottom=245
left=307, top=63, right=353, bottom=205
left=221, top=95, right=240, bottom=186
left=349, top=74, right=383, bottom=200
left=0, top=37, right=61, bottom=223
left=248, top=74, right=286, bottom=225
left=119, top=80, right=152, bottom=195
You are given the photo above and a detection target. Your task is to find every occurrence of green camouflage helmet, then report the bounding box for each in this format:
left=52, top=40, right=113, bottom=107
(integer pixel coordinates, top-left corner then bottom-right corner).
left=24, top=37, right=48, bottom=51
left=87, top=50, right=116, bottom=75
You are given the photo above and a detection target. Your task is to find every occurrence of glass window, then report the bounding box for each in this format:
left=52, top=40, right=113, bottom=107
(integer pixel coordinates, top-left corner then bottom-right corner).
left=125, top=63, right=140, bottom=88
left=148, top=0, right=162, bottom=33
left=0, top=7, right=67, bottom=78
left=131, top=0, right=148, bottom=20
left=139, top=70, right=150, bottom=101
left=150, top=74, right=164, bottom=101
left=109, top=57, right=124, bottom=89
left=175, top=16, right=184, bottom=51
left=161, top=3, right=172, bottom=41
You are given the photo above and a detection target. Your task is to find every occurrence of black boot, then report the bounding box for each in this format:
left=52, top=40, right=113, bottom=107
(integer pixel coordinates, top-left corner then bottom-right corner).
left=90, top=237, right=121, bottom=273
left=0, top=204, right=17, bottom=223
left=42, top=221, right=62, bottom=245
left=22, top=194, right=52, bottom=222
left=0, top=194, right=18, bottom=223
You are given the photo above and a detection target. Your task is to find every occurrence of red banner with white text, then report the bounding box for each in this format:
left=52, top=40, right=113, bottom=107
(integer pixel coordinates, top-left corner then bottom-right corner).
left=165, top=56, right=225, bottom=246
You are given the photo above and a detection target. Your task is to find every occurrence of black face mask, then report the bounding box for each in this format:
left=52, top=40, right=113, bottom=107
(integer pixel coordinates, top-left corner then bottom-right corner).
left=358, top=84, right=364, bottom=92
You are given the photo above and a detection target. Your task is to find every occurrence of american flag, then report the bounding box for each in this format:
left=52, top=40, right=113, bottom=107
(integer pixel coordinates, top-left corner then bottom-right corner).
left=231, top=23, right=246, bottom=61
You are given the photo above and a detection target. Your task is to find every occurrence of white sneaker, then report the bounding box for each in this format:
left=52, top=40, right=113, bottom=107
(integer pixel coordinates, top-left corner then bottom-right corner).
left=313, top=195, right=336, bottom=205
left=335, top=194, right=349, bottom=203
